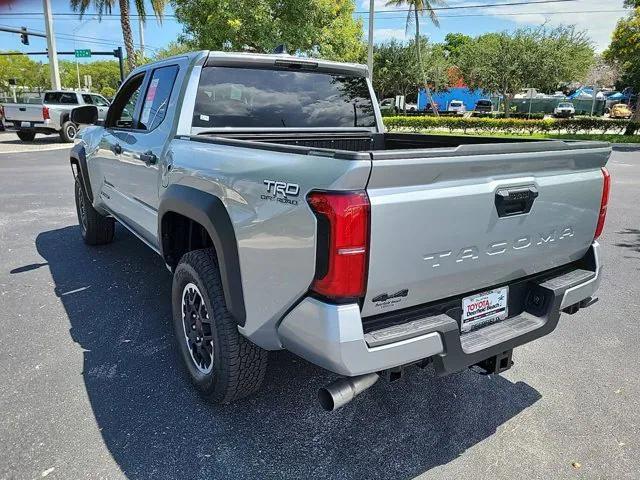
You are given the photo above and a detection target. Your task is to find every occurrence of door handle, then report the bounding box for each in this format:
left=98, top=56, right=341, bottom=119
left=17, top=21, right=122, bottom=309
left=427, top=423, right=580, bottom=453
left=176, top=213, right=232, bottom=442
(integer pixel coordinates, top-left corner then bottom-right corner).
left=140, top=150, right=157, bottom=166
left=112, top=143, right=122, bottom=155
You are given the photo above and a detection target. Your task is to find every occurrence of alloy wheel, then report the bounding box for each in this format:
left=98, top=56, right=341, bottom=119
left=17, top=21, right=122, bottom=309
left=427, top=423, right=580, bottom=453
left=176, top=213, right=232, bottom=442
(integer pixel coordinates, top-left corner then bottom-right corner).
left=181, top=282, right=214, bottom=374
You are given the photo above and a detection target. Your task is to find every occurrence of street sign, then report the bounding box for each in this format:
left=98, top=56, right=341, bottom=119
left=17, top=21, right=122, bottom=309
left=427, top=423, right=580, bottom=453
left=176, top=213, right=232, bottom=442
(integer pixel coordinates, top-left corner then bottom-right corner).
left=75, top=49, right=91, bottom=58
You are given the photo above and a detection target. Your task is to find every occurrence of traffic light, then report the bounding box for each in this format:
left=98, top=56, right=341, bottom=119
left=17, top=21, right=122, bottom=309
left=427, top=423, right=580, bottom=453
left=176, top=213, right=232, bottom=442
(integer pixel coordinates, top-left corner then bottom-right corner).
left=20, top=27, right=29, bottom=45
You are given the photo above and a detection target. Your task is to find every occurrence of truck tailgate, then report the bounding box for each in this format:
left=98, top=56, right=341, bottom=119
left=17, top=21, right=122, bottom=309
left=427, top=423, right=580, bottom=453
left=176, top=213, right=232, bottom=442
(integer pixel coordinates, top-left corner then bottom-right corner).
left=3, top=104, right=43, bottom=123
left=362, top=141, right=610, bottom=318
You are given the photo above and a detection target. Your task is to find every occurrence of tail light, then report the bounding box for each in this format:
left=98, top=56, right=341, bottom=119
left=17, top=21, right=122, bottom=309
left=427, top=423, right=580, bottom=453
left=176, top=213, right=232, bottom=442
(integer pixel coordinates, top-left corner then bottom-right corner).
left=594, top=167, right=610, bottom=240
left=42, top=106, right=50, bottom=120
left=307, top=190, right=370, bottom=301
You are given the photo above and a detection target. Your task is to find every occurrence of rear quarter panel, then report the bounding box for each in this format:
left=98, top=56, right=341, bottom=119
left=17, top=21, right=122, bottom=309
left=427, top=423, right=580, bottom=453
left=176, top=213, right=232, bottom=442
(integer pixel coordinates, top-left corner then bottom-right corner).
left=166, top=138, right=371, bottom=349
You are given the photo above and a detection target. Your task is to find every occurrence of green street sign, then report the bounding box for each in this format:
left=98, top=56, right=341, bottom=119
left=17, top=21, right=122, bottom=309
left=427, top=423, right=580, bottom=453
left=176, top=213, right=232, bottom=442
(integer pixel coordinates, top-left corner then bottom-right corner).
left=75, top=49, right=91, bottom=58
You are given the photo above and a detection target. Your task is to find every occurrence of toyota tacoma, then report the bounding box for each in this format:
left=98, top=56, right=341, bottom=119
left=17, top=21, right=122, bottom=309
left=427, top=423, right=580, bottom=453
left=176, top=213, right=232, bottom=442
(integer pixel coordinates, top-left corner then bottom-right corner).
left=69, top=51, right=610, bottom=410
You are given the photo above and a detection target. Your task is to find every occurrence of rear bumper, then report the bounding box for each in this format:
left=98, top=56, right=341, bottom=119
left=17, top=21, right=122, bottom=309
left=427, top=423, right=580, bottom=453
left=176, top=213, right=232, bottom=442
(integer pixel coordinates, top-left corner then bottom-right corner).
left=6, top=119, right=58, bottom=134
left=278, top=242, right=601, bottom=377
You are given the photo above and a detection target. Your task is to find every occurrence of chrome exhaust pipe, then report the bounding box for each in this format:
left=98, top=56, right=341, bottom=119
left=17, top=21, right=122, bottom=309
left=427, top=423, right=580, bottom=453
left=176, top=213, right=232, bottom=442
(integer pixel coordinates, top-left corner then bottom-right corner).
left=318, top=373, right=379, bottom=411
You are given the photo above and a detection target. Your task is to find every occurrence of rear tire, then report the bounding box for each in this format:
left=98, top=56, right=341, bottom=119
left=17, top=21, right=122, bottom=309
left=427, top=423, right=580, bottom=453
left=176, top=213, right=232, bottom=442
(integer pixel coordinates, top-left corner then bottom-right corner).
left=172, top=248, right=268, bottom=404
left=60, top=121, right=78, bottom=143
left=17, top=130, right=36, bottom=142
left=74, top=177, right=114, bottom=245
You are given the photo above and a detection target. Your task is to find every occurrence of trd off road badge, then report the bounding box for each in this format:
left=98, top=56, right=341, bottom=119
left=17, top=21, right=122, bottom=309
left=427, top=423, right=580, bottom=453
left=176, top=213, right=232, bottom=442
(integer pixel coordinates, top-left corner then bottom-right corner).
left=372, top=289, right=409, bottom=309
left=262, top=180, right=300, bottom=205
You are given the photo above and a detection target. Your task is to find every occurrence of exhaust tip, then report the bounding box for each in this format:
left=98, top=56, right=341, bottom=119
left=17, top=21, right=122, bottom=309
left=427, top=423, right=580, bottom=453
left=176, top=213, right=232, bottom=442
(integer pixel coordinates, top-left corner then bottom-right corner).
left=317, top=373, right=379, bottom=411
left=318, top=388, right=335, bottom=411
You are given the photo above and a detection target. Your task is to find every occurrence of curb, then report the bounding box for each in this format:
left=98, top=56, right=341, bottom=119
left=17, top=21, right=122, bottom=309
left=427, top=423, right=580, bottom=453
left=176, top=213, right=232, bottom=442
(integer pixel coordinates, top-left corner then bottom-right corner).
left=612, top=144, right=640, bottom=152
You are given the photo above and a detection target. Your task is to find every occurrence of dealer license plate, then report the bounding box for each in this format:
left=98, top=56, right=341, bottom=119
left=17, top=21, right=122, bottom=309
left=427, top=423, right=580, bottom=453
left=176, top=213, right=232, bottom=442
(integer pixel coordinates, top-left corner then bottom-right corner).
left=461, top=287, right=508, bottom=332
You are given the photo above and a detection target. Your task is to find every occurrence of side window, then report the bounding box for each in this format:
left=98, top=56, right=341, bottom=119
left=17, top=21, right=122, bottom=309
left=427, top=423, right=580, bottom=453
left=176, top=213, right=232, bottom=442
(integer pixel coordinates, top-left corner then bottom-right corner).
left=138, top=65, right=179, bottom=131
left=82, top=94, right=93, bottom=104
left=91, top=95, right=109, bottom=106
left=106, top=74, right=145, bottom=129
left=60, top=93, right=79, bottom=104
left=44, top=92, right=59, bottom=103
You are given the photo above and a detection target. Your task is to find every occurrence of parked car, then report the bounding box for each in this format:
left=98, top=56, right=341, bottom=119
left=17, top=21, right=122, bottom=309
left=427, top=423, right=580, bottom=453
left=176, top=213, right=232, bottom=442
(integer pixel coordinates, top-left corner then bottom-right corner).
left=70, top=51, right=610, bottom=410
left=609, top=103, right=633, bottom=119
left=0, top=105, right=5, bottom=131
left=448, top=100, right=466, bottom=115
left=379, top=97, right=395, bottom=115
left=474, top=99, right=493, bottom=113
left=2, top=90, right=110, bottom=142
left=553, top=102, right=575, bottom=118
left=379, top=98, right=417, bottom=113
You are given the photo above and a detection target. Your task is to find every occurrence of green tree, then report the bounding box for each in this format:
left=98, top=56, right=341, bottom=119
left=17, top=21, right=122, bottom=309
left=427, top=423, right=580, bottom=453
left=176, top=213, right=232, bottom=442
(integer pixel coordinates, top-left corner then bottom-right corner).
left=171, top=0, right=364, bottom=62
left=154, top=41, right=191, bottom=60
left=385, top=0, right=447, bottom=114
left=373, top=38, right=449, bottom=109
left=605, top=6, right=640, bottom=124
left=58, top=60, right=122, bottom=95
left=0, top=54, right=49, bottom=95
left=442, top=32, right=471, bottom=63
left=71, top=0, right=169, bottom=71
left=459, top=26, right=593, bottom=117
left=373, top=40, right=421, bottom=102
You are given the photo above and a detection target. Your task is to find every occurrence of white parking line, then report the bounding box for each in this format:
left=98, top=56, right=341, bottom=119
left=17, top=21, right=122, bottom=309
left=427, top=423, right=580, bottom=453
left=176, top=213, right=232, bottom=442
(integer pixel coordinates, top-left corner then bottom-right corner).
left=0, top=144, right=72, bottom=155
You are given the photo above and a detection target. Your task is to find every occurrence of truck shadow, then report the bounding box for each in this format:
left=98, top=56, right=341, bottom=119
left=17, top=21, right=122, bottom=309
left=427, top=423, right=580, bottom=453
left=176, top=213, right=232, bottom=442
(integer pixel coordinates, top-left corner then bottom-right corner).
left=615, top=228, right=640, bottom=254
left=35, top=225, right=541, bottom=480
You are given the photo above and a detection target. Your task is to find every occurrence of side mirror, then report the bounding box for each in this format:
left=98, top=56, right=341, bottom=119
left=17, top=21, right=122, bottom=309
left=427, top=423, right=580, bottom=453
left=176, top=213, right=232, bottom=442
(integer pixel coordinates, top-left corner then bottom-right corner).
left=71, top=105, right=98, bottom=125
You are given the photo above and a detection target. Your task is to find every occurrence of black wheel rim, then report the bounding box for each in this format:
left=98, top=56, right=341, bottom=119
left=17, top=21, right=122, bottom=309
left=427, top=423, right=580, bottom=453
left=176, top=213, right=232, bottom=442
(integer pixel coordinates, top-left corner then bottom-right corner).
left=181, top=282, right=214, bottom=374
left=77, top=184, right=88, bottom=233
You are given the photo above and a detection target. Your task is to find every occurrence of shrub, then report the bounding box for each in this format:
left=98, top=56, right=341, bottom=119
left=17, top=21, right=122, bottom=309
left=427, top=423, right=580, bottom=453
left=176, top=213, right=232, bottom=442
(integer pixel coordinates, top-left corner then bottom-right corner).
left=384, top=116, right=638, bottom=136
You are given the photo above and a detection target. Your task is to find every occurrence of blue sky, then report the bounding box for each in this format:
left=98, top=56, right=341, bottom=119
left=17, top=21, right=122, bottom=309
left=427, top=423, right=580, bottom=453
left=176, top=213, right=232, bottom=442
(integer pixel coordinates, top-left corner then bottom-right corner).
left=0, top=0, right=630, bottom=65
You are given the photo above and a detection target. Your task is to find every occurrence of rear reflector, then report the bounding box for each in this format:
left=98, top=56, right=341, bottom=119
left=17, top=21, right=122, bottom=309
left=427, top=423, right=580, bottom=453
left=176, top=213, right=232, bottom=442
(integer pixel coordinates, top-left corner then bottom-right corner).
left=42, top=106, right=50, bottom=121
left=594, top=167, right=610, bottom=240
left=307, top=190, right=370, bottom=301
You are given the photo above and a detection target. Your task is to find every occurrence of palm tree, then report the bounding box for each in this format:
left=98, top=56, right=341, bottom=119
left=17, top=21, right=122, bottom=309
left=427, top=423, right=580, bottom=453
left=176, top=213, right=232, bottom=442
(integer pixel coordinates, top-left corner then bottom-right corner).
left=70, top=0, right=167, bottom=71
left=385, top=0, right=447, bottom=114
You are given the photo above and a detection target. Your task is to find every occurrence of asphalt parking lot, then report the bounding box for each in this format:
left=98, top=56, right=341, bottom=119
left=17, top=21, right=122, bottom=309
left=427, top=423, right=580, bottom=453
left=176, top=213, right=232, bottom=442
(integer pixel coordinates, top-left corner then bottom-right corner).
left=0, top=136, right=639, bottom=480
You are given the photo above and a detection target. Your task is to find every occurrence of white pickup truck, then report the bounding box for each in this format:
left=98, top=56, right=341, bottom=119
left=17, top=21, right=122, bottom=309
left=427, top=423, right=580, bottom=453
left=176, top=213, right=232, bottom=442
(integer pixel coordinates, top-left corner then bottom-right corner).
left=2, top=90, right=109, bottom=142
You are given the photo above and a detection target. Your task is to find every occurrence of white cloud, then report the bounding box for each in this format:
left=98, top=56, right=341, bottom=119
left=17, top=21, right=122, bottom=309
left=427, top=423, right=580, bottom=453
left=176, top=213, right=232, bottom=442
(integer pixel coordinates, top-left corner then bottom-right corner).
left=359, top=0, right=626, bottom=51
left=479, top=0, right=626, bottom=51
left=369, top=28, right=407, bottom=43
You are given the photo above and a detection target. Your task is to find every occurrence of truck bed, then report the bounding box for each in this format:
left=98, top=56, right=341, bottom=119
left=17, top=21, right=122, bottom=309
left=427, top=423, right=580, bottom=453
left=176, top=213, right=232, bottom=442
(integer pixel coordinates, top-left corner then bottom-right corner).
left=191, top=131, right=608, bottom=160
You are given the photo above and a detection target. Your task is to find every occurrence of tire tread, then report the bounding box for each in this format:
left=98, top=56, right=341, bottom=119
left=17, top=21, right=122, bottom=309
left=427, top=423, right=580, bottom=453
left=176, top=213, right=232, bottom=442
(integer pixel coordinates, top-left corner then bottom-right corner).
left=175, top=249, right=267, bottom=403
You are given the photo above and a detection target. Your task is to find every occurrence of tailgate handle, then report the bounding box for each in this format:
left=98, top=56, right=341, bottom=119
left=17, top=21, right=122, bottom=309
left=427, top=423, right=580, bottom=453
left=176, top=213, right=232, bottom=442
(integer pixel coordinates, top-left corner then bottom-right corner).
left=19, top=107, right=26, bottom=111
left=495, top=186, right=538, bottom=217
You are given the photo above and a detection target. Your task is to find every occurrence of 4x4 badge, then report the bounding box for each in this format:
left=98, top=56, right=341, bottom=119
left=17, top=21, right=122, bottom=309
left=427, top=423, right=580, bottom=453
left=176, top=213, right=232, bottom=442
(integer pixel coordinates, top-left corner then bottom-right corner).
left=372, top=289, right=409, bottom=303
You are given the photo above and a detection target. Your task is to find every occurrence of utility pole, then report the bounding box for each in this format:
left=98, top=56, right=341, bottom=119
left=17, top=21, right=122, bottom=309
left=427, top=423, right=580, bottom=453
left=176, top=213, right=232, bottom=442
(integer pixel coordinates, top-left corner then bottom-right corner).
left=43, top=0, right=61, bottom=89
left=367, top=0, right=374, bottom=82
left=138, top=17, right=145, bottom=60
left=590, top=83, right=598, bottom=117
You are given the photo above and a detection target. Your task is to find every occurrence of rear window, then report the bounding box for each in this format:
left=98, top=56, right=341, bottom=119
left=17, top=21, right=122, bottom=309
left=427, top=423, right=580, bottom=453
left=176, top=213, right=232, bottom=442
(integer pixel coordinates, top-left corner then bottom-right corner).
left=44, top=92, right=78, bottom=104
left=476, top=100, right=492, bottom=106
left=450, top=101, right=463, bottom=107
left=193, top=67, right=376, bottom=129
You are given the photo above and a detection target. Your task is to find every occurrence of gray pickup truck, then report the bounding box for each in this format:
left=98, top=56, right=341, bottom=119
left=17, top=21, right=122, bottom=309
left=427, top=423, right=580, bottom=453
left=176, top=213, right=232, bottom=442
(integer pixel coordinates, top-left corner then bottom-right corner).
left=3, top=90, right=109, bottom=142
left=69, top=51, right=610, bottom=410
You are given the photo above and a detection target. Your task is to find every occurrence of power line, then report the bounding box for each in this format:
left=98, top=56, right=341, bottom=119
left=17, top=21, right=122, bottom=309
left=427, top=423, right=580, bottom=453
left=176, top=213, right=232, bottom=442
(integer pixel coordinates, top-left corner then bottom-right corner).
left=0, top=22, right=159, bottom=51
left=353, top=0, right=580, bottom=14
left=0, top=0, right=581, bottom=18
left=358, top=9, right=628, bottom=21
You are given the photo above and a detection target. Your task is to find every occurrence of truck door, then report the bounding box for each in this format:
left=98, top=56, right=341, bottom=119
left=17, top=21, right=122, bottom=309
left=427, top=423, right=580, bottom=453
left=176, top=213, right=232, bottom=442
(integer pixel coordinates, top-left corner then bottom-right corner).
left=96, top=63, right=182, bottom=249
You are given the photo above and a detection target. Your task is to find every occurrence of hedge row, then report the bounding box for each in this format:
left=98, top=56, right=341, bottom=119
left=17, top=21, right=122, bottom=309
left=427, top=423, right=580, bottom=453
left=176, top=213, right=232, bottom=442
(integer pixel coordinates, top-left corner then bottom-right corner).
left=384, top=116, right=639, bottom=135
